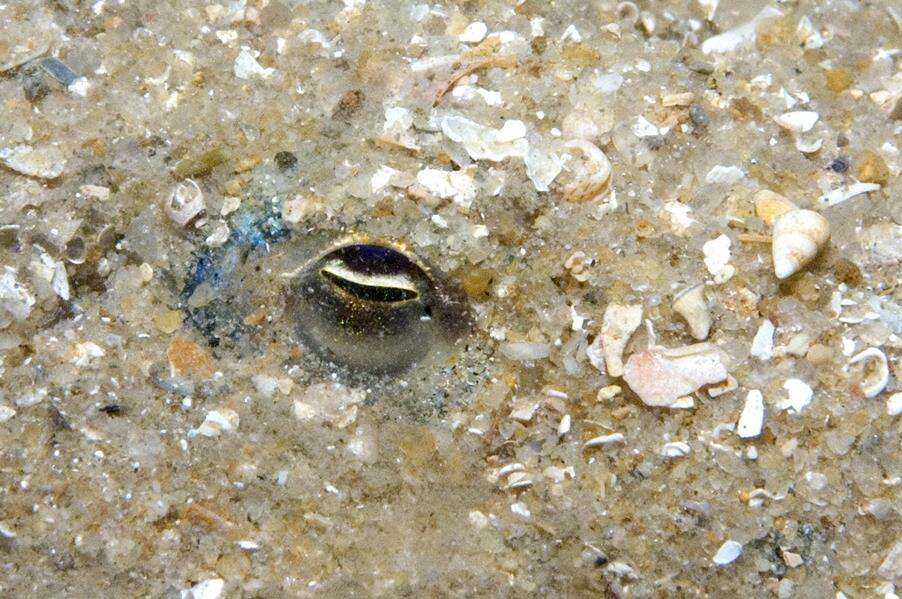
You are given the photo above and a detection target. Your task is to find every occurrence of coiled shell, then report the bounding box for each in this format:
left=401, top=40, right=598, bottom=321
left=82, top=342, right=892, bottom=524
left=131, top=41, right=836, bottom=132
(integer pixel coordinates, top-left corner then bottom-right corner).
left=771, top=209, right=830, bottom=279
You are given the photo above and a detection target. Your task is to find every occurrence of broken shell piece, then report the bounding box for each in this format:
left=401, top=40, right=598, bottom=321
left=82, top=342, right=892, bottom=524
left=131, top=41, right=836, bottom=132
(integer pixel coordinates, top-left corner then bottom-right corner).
left=500, top=342, right=550, bottom=361
left=0, top=145, right=67, bottom=179
left=600, top=303, right=643, bottom=377
left=661, top=441, right=691, bottom=458
left=750, top=319, right=775, bottom=360
left=779, top=378, right=813, bottom=414
left=774, top=111, right=819, bottom=133
left=754, top=190, right=797, bottom=226
left=846, top=348, right=890, bottom=399
left=673, top=284, right=711, bottom=340
left=713, top=540, right=743, bottom=566
left=165, top=179, right=205, bottom=226
left=584, top=432, right=625, bottom=448
left=795, top=136, right=823, bottom=154
left=817, top=182, right=881, bottom=208
left=887, top=393, right=902, bottom=417
left=64, top=236, right=87, bottom=264
left=0, top=269, right=36, bottom=325
left=737, top=390, right=765, bottom=438
left=205, top=221, right=230, bottom=247
left=440, top=116, right=528, bottom=162
left=707, top=375, right=737, bottom=398
left=771, top=209, right=830, bottom=279
left=557, top=139, right=613, bottom=203
left=701, top=6, right=781, bottom=54
left=622, top=343, right=729, bottom=408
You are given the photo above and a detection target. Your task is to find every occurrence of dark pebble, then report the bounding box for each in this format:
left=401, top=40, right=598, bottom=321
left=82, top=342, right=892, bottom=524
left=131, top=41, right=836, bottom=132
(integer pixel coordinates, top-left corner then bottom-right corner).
left=275, top=151, right=298, bottom=172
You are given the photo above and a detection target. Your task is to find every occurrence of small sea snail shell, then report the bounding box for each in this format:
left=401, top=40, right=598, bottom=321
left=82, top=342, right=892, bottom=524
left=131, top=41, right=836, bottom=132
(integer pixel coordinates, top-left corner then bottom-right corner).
left=771, top=209, right=830, bottom=279
left=558, top=139, right=612, bottom=203
left=288, top=240, right=468, bottom=373
left=845, top=348, right=890, bottom=399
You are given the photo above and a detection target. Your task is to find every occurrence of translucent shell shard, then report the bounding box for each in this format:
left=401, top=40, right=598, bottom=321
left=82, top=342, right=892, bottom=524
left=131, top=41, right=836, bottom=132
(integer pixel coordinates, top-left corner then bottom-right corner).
left=288, top=241, right=469, bottom=373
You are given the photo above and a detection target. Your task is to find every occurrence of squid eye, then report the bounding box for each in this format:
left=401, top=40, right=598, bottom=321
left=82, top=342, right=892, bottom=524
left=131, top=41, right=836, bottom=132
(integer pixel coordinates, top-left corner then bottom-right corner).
left=289, top=241, right=468, bottom=373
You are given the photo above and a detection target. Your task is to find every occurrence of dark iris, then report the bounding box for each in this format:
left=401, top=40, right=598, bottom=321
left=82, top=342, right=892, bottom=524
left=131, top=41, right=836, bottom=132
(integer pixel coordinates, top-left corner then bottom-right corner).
left=333, top=244, right=418, bottom=276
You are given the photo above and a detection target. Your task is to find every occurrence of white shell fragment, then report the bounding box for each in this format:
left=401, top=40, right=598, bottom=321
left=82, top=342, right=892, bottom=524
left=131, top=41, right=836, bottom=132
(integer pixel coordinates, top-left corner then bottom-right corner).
left=165, top=180, right=206, bottom=226
left=459, top=22, right=488, bottom=43
left=737, top=390, right=765, bottom=439
left=180, top=578, right=225, bottom=599
left=190, top=409, right=239, bottom=438
left=416, top=167, right=477, bottom=209
left=30, top=250, right=70, bottom=301
left=817, top=182, right=881, bottom=208
left=702, top=234, right=733, bottom=281
left=774, top=111, right=819, bottom=133
left=750, top=320, right=775, bottom=361
left=72, top=341, right=105, bottom=368
left=584, top=432, right=625, bottom=448
left=712, top=540, right=743, bottom=565
left=701, top=6, right=781, bottom=54
left=623, top=343, right=730, bottom=408
left=0, top=405, right=16, bottom=422
left=0, top=269, right=36, bottom=325
left=499, top=342, right=551, bottom=362
left=234, top=46, right=274, bottom=79
left=878, top=541, right=902, bottom=583
left=673, top=284, right=711, bottom=340
left=661, top=441, right=691, bottom=458
left=292, top=383, right=364, bottom=428
left=779, top=379, right=813, bottom=414
left=771, top=209, right=830, bottom=279
left=0, top=145, right=67, bottom=179
left=888, top=393, right=902, bottom=417
left=845, top=348, right=890, bottom=399
left=600, top=303, right=643, bottom=377
left=440, top=116, right=528, bottom=162
left=705, top=165, right=744, bottom=185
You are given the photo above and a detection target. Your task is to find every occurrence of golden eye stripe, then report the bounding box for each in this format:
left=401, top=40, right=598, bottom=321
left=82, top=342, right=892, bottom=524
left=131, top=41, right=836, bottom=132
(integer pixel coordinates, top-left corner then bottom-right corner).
left=319, top=260, right=419, bottom=303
